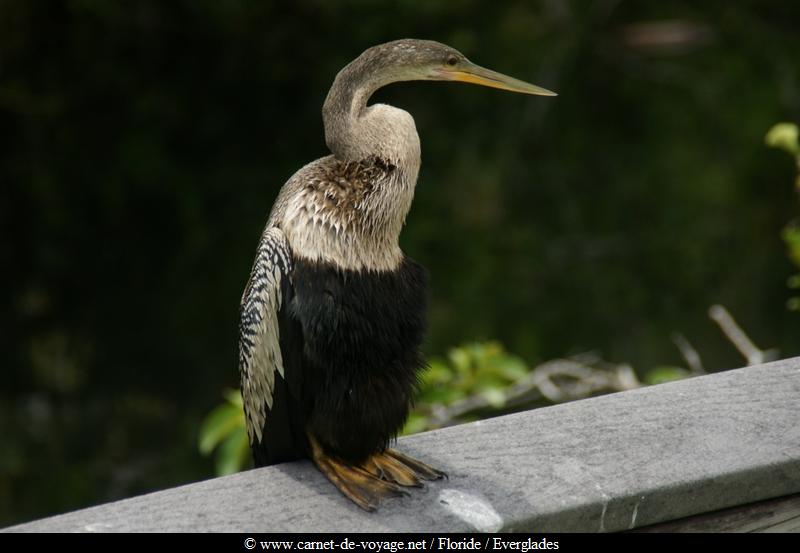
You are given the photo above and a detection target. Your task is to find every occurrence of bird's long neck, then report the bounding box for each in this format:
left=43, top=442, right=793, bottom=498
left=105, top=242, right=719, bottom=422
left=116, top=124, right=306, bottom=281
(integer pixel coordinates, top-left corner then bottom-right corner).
left=305, top=59, right=422, bottom=271
left=323, top=63, right=421, bottom=178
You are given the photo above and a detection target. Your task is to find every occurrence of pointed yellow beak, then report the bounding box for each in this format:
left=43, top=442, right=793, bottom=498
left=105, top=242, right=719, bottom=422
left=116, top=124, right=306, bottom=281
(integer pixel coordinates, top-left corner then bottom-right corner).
left=441, top=61, right=557, bottom=96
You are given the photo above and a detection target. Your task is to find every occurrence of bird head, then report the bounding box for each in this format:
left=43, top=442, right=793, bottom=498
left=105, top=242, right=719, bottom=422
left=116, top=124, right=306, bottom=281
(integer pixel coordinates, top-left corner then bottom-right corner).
left=360, top=39, right=557, bottom=97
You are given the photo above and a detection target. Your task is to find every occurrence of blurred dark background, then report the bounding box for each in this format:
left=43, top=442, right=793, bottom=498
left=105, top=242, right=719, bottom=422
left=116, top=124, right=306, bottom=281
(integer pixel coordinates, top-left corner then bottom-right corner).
left=2, top=0, right=799, bottom=527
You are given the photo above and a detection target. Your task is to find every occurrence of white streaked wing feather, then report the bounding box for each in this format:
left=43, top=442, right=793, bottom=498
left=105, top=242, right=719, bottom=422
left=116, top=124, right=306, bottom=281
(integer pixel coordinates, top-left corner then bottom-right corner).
left=238, top=226, right=292, bottom=445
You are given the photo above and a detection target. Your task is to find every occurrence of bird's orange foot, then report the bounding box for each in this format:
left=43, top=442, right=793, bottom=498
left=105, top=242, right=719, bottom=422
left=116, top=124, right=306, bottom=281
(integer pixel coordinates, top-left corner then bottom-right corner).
left=365, top=448, right=447, bottom=487
left=309, top=435, right=408, bottom=511
left=308, top=435, right=445, bottom=511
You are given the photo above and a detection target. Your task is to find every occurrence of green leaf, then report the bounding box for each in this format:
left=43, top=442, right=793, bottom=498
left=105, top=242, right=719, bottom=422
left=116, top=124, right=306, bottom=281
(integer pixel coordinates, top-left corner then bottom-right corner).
left=448, top=346, right=472, bottom=375
left=215, top=425, right=249, bottom=476
left=765, top=122, right=800, bottom=156
left=223, top=388, right=243, bottom=407
left=644, top=366, right=690, bottom=385
left=401, top=412, right=429, bottom=435
left=469, top=341, right=498, bottom=365
left=421, top=359, right=454, bottom=386
left=418, top=386, right=465, bottom=405
left=472, top=373, right=507, bottom=392
left=198, top=402, right=244, bottom=455
left=481, top=387, right=506, bottom=408
left=491, top=354, right=529, bottom=381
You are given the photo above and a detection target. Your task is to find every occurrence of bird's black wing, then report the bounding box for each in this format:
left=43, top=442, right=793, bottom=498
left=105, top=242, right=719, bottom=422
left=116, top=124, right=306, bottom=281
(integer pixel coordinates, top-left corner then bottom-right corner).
left=238, top=226, right=300, bottom=464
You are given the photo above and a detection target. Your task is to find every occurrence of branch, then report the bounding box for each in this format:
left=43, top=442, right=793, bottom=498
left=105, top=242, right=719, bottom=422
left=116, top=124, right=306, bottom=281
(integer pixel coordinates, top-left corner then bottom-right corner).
left=426, top=355, right=640, bottom=429
left=671, top=332, right=706, bottom=375
left=708, top=304, right=779, bottom=365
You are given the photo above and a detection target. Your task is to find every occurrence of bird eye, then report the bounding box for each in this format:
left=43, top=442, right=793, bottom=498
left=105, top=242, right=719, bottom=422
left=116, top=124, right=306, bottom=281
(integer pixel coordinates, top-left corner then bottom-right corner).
left=446, top=55, right=458, bottom=67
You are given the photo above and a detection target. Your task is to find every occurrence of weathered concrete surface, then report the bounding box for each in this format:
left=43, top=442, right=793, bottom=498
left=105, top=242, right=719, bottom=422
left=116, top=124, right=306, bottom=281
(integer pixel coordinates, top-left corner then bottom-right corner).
left=5, top=357, right=800, bottom=532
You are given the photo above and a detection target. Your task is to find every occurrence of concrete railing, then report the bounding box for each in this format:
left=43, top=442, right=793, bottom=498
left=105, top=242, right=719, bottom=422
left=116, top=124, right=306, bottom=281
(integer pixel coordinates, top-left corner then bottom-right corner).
left=5, top=357, right=800, bottom=532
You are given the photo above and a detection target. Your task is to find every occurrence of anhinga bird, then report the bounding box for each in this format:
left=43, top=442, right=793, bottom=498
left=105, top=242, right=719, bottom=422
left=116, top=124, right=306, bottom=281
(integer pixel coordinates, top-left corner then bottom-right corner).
left=239, top=39, right=555, bottom=511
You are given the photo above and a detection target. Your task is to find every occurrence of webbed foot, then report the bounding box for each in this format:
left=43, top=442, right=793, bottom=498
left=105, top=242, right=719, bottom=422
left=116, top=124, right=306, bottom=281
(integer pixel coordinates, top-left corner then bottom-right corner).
left=308, top=435, right=445, bottom=512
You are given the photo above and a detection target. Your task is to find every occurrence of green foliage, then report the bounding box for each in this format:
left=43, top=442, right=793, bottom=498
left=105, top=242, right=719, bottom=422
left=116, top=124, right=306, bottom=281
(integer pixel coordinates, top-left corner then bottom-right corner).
left=403, top=341, right=530, bottom=434
left=419, top=341, right=528, bottom=407
left=766, top=122, right=800, bottom=310
left=642, top=366, right=691, bottom=385
left=410, top=341, right=529, bottom=424
left=198, top=390, right=250, bottom=476
left=766, top=123, right=800, bottom=157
